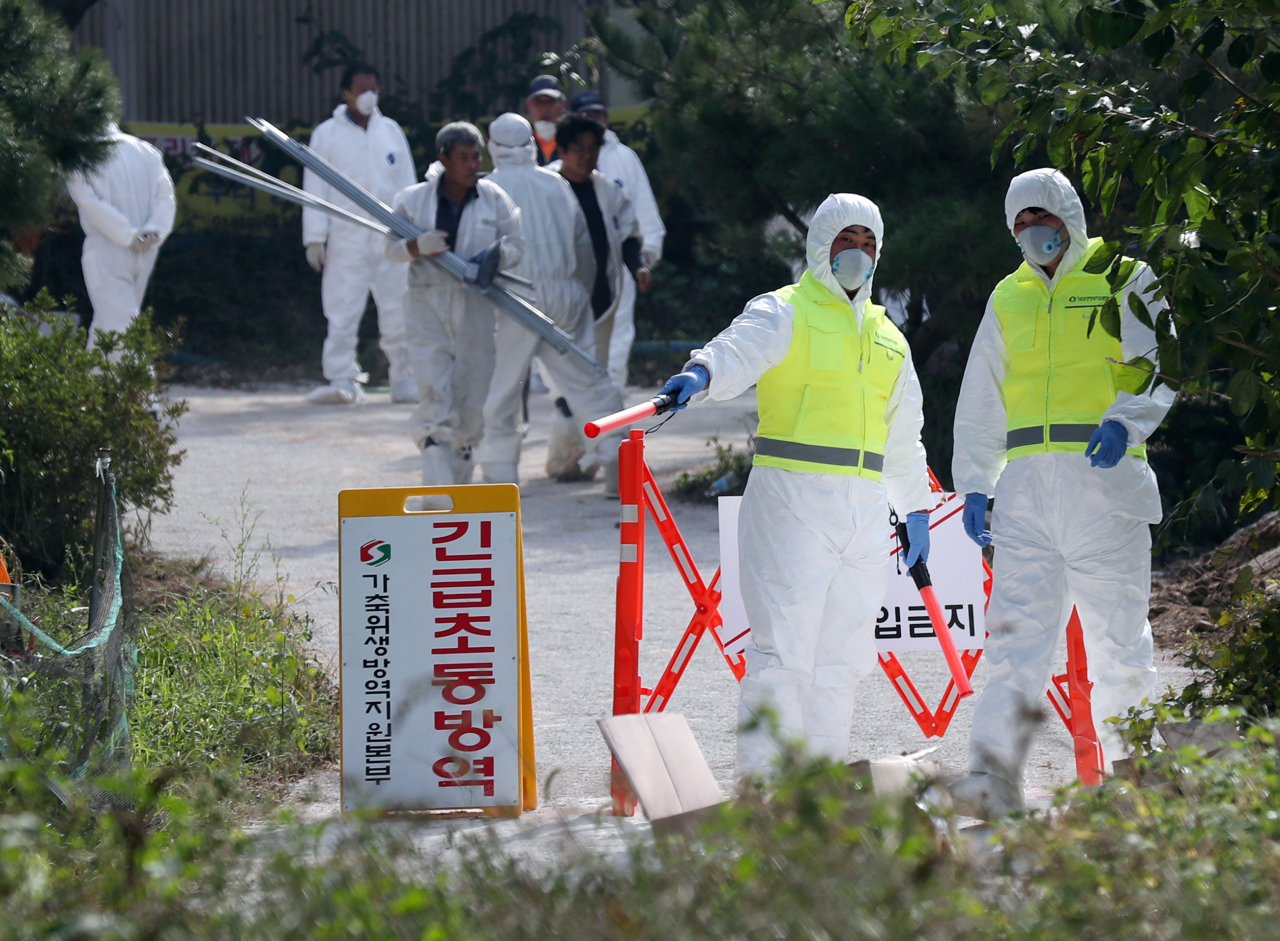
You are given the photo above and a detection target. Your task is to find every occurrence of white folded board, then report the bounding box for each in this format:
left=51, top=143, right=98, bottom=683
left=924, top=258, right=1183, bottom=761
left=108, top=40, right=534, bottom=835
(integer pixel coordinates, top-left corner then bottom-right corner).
left=717, top=492, right=986, bottom=655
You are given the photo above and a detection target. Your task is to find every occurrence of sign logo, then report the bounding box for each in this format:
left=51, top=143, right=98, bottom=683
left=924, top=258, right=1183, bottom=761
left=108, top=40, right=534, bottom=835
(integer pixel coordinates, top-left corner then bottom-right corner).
left=360, top=539, right=391, bottom=566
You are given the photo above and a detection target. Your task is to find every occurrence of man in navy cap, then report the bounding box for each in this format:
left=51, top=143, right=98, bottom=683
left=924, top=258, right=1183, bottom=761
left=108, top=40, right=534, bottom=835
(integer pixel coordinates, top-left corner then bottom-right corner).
left=571, top=90, right=665, bottom=388
left=525, top=75, right=567, bottom=166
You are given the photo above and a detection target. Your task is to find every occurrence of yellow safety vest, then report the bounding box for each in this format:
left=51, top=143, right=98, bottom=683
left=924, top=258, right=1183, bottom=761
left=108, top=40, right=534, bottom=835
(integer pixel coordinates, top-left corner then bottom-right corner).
left=996, top=237, right=1148, bottom=461
left=754, top=270, right=909, bottom=478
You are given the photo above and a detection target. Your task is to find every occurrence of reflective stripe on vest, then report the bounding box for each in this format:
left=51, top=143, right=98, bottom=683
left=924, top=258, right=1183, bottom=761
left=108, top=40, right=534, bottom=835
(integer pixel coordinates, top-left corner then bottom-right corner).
left=995, top=237, right=1148, bottom=461
left=753, top=270, right=907, bottom=479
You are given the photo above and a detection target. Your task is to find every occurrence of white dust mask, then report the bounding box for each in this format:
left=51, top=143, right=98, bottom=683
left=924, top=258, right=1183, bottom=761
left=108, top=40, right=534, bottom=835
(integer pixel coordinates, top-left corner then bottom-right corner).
left=831, top=248, right=874, bottom=290
left=354, top=91, right=378, bottom=116
left=1016, top=224, right=1069, bottom=266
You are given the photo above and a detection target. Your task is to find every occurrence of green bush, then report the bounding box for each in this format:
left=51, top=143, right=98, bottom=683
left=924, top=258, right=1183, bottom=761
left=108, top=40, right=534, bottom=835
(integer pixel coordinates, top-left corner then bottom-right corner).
left=0, top=294, right=184, bottom=580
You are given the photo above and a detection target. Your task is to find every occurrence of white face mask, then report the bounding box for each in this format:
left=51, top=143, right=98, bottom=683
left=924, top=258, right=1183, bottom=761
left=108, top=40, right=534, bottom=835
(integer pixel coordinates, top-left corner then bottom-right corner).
left=354, top=90, right=378, bottom=116
left=1016, top=223, right=1069, bottom=266
left=830, top=248, right=874, bottom=290
left=533, top=120, right=556, bottom=142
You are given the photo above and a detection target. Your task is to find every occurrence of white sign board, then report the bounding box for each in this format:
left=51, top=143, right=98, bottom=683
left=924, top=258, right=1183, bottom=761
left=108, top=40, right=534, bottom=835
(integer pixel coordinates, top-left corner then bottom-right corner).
left=340, top=506, right=522, bottom=812
left=717, top=492, right=986, bottom=656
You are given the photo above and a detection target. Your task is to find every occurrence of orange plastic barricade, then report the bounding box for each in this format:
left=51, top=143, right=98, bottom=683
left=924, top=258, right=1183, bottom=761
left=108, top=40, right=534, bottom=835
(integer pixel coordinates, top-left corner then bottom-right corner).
left=1044, top=609, right=1107, bottom=786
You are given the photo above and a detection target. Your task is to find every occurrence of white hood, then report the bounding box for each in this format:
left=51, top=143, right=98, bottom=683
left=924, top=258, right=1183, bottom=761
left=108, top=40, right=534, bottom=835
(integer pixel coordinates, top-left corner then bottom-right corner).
left=1004, top=168, right=1090, bottom=286
left=488, top=139, right=537, bottom=168
left=806, top=193, right=884, bottom=317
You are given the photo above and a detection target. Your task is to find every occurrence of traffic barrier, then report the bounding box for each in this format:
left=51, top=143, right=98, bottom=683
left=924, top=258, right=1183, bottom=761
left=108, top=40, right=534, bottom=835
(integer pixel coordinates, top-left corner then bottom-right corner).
left=605, top=425, right=1106, bottom=812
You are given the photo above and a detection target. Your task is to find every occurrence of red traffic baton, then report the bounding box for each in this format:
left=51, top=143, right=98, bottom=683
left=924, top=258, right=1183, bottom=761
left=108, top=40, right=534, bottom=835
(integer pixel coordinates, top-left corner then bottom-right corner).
left=894, top=517, right=975, bottom=699
left=585, top=393, right=679, bottom=439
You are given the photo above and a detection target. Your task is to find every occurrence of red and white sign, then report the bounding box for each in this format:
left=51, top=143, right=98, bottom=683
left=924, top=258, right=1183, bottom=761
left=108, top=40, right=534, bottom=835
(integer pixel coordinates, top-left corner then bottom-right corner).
left=340, top=510, right=521, bottom=811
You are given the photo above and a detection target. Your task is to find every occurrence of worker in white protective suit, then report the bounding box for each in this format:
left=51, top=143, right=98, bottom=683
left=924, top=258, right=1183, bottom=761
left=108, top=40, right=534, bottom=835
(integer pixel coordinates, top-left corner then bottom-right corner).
left=383, top=122, right=524, bottom=485
left=570, top=91, right=665, bottom=388
left=545, top=114, right=644, bottom=491
left=661, top=194, right=935, bottom=778
left=475, top=113, right=625, bottom=485
left=949, top=168, right=1176, bottom=817
left=303, top=63, right=417, bottom=405
left=66, top=125, right=175, bottom=352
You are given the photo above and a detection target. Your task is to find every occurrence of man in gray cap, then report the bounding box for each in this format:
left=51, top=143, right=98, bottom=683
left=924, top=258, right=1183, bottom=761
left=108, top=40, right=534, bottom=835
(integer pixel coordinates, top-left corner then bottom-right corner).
left=571, top=90, right=665, bottom=388
left=525, top=75, right=567, bottom=166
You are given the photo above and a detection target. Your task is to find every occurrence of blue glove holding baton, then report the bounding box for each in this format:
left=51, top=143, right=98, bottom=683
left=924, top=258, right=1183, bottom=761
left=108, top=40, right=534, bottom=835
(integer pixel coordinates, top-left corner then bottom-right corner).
left=658, top=364, right=710, bottom=412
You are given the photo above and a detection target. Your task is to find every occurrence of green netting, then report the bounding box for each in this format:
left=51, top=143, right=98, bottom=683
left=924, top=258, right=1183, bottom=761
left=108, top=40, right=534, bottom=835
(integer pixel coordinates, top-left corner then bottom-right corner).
left=0, top=469, right=136, bottom=797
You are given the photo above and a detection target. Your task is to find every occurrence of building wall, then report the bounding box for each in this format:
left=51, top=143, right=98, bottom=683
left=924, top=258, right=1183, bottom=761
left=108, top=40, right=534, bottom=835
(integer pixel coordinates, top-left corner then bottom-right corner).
left=74, top=0, right=589, bottom=124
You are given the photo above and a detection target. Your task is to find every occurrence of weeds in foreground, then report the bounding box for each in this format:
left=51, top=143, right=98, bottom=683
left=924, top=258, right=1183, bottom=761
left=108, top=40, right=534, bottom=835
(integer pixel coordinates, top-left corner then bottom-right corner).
left=672, top=436, right=755, bottom=503
left=4, top=719, right=1280, bottom=939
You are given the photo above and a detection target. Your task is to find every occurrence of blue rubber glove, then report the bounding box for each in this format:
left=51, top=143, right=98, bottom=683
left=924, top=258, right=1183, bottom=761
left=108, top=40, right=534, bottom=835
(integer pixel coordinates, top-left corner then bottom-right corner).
left=659, top=364, right=709, bottom=412
left=962, top=492, right=992, bottom=547
left=1084, top=420, right=1129, bottom=469
left=904, top=511, right=930, bottom=568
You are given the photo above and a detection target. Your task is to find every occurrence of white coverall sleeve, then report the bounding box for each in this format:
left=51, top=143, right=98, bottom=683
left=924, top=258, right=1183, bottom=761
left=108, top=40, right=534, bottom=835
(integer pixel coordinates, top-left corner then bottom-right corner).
left=615, top=184, right=640, bottom=243
left=951, top=295, right=1009, bottom=497
left=301, top=125, right=331, bottom=246
left=143, top=150, right=176, bottom=238
left=381, top=188, right=416, bottom=264
left=1103, top=263, right=1176, bottom=445
left=617, top=146, right=665, bottom=265
left=881, top=352, right=934, bottom=514
left=66, top=173, right=138, bottom=248
left=492, top=188, right=524, bottom=270
left=686, top=293, right=795, bottom=402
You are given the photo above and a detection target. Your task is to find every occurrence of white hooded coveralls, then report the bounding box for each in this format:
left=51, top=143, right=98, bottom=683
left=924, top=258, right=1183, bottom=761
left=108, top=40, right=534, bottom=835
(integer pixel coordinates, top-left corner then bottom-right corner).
left=476, top=116, right=624, bottom=477
left=547, top=159, right=640, bottom=368
left=66, top=127, right=176, bottom=349
left=687, top=195, right=932, bottom=778
left=304, top=105, right=416, bottom=386
left=383, top=175, right=524, bottom=452
left=953, top=168, right=1176, bottom=785
left=595, top=128, right=666, bottom=387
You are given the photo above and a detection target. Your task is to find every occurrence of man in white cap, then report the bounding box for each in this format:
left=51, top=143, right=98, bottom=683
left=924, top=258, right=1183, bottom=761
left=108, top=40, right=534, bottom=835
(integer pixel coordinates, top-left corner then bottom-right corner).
left=525, top=75, right=567, bottom=167
left=303, top=63, right=417, bottom=405
left=658, top=194, right=934, bottom=779
left=950, top=168, right=1175, bottom=817
left=475, top=113, right=625, bottom=485
left=571, top=90, right=665, bottom=388
left=66, top=125, right=175, bottom=354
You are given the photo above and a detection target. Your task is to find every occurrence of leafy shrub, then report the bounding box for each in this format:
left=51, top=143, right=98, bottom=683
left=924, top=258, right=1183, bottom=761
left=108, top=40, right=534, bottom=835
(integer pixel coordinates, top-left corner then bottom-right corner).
left=672, top=436, right=755, bottom=502
left=0, top=294, right=184, bottom=580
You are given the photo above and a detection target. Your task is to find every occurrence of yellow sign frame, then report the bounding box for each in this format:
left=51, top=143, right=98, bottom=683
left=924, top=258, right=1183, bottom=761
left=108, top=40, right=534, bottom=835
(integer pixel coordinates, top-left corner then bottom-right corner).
left=338, top=484, right=536, bottom=816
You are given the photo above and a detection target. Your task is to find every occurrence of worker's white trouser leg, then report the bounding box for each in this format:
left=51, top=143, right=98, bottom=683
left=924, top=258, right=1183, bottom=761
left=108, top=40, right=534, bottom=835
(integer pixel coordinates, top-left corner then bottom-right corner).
left=607, top=272, right=637, bottom=389
left=369, top=253, right=411, bottom=389
left=968, top=454, right=1160, bottom=786
left=478, top=280, right=624, bottom=471
left=736, top=466, right=890, bottom=779
left=83, top=235, right=158, bottom=352
left=404, top=287, right=496, bottom=450
left=320, top=228, right=410, bottom=384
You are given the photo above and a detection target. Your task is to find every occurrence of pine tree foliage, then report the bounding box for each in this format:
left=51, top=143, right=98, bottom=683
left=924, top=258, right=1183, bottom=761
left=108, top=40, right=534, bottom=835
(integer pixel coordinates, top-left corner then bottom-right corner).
left=0, top=0, right=116, bottom=292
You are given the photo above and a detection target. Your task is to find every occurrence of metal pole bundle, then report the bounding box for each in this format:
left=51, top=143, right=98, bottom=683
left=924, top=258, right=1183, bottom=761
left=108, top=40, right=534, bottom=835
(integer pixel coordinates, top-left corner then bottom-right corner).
left=233, top=118, right=596, bottom=367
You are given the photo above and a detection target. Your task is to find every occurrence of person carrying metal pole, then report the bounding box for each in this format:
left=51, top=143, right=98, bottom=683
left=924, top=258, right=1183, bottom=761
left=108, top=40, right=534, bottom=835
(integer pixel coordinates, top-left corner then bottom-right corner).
left=382, top=122, right=525, bottom=486
left=302, top=63, right=417, bottom=405
left=658, top=194, right=934, bottom=779
left=949, top=168, right=1175, bottom=818
left=475, top=113, right=624, bottom=485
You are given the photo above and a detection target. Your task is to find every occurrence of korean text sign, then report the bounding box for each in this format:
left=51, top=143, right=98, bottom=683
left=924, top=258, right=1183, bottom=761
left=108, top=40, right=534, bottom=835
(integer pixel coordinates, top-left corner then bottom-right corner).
left=339, top=486, right=534, bottom=813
